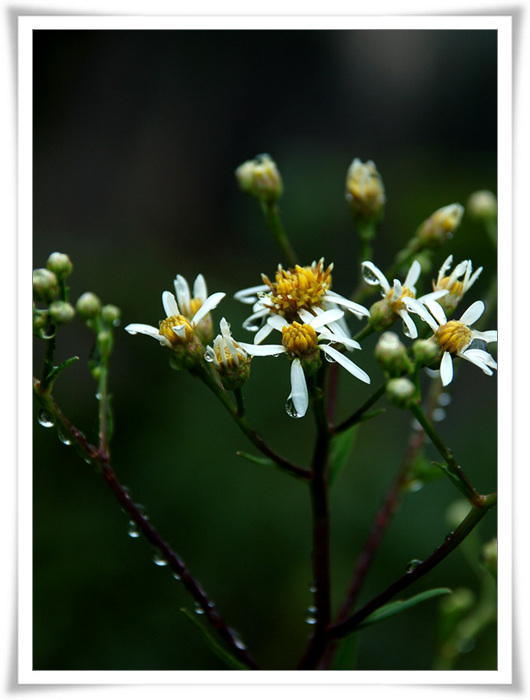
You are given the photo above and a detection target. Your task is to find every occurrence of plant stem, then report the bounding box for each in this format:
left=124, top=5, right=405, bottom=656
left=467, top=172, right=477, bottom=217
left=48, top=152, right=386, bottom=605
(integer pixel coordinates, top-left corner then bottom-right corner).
left=260, top=200, right=299, bottom=267
left=331, top=382, right=386, bottom=435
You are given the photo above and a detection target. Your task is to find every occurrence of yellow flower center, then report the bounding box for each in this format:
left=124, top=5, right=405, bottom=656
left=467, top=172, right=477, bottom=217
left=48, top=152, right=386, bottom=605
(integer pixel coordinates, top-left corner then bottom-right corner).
left=435, top=321, right=472, bottom=354
left=159, top=314, right=194, bottom=345
left=282, top=322, right=319, bottom=358
left=262, top=260, right=332, bottom=321
left=188, top=298, right=203, bottom=317
left=214, top=343, right=245, bottom=370
left=437, top=277, right=464, bottom=299
left=386, top=286, right=415, bottom=311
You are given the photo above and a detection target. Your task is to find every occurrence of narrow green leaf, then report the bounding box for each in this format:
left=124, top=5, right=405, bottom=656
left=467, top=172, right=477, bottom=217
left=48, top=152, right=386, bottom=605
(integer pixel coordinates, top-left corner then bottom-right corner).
left=331, top=632, right=359, bottom=670
left=236, top=451, right=277, bottom=470
left=359, top=408, right=386, bottom=423
left=432, top=461, right=473, bottom=500
left=180, top=607, right=250, bottom=670
left=356, top=587, right=452, bottom=630
left=45, top=355, right=79, bottom=384
left=329, top=425, right=358, bottom=485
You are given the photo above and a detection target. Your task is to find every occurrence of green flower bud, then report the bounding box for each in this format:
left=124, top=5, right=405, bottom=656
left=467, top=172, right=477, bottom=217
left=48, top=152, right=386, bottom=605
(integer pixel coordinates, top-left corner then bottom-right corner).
left=97, top=329, right=113, bottom=355
left=467, top=190, right=497, bottom=221
left=48, top=300, right=75, bottom=325
left=33, top=268, right=58, bottom=302
left=345, top=158, right=385, bottom=224
left=369, top=298, right=395, bottom=332
left=33, top=307, right=49, bottom=336
left=235, top=153, right=283, bottom=202
left=386, top=377, right=416, bottom=408
left=375, top=332, right=412, bottom=377
left=416, top=203, right=464, bottom=248
left=412, top=338, right=441, bottom=367
left=76, top=292, right=102, bottom=320
left=101, top=304, right=121, bottom=326
left=46, top=252, right=73, bottom=278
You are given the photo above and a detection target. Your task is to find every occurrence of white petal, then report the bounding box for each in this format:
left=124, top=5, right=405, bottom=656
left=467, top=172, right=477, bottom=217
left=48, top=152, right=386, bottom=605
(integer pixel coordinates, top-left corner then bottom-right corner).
left=267, top=314, right=288, bottom=332
left=472, top=329, right=497, bottom=344
left=449, top=259, right=470, bottom=286
left=420, top=289, right=448, bottom=303
left=174, top=275, right=191, bottom=311
left=309, top=308, right=344, bottom=329
left=193, top=274, right=208, bottom=301
left=254, top=322, right=276, bottom=344
left=461, top=348, right=497, bottom=373
left=323, top=292, right=370, bottom=318
left=318, top=330, right=361, bottom=350
left=404, top=259, right=421, bottom=289
left=321, top=345, right=370, bottom=384
left=421, top=297, right=448, bottom=326
left=459, top=300, right=485, bottom=327
left=392, top=279, right=403, bottom=302
left=242, top=307, right=269, bottom=330
left=173, top=324, right=188, bottom=339
left=403, top=297, right=440, bottom=331
left=234, top=284, right=269, bottom=304
left=192, top=292, right=225, bottom=326
left=440, top=351, right=454, bottom=386
left=399, top=309, right=418, bottom=339
left=288, top=359, right=309, bottom=417
left=238, top=342, right=285, bottom=357
left=437, top=255, right=453, bottom=284
left=361, top=261, right=390, bottom=292
left=466, top=266, right=483, bottom=291
left=220, top=317, right=231, bottom=336
left=162, top=291, right=179, bottom=317
left=125, top=323, right=171, bottom=347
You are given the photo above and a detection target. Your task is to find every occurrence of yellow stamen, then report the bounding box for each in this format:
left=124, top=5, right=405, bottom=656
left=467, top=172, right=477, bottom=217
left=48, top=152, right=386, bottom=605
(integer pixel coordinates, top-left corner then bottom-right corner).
left=386, top=286, right=415, bottom=311
left=435, top=321, right=472, bottom=354
left=436, top=277, right=464, bottom=299
left=189, top=298, right=203, bottom=316
left=262, top=260, right=332, bottom=321
left=159, top=314, right=194, bottom=345
left=282, top=322, right=319, bottom=357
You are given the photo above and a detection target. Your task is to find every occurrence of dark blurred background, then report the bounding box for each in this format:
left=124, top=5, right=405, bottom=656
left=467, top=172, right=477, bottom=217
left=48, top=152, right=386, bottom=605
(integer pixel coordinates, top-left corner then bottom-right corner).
left=32, top=29, right=498, bottom=671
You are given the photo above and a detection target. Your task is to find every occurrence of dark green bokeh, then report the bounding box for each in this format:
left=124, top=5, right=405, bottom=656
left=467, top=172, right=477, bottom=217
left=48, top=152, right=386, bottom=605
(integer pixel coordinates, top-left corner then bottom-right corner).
left=33, top=29, right=497, bottom=671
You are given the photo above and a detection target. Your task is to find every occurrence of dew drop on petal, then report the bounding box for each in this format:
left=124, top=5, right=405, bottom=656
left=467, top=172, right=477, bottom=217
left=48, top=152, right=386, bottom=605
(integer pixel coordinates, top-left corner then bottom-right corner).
left=204, top=350, right=215, bottom=363
left=402, top=321, right=414, bottom=338
left=127, top=521, right=141, bottom=538
left=362, top=267, right=381, bottom=285
left=153, top=552, right=168, bottom=566
left=38, top=409, right=55, bottom=428
left=324, top=352, right=336, bottom=363
left=285, top=397, right=301, bottom=419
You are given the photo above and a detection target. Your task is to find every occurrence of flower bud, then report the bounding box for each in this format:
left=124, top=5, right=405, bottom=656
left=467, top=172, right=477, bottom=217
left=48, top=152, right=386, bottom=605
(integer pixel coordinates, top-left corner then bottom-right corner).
left=368, top=298, right=395, bottom=332
left=345, top=158, right=385, bottom=224
left=386, top=377, right=416, bottom=408
left=467, top=190, right=497, bottom=221
left=205, top=318, right=252, bottom=390
left=101, top=304, right=121, bottom=326
left=33, top=268, right=58, bottom=302
left=412, top=338, right=441, bottom=367
left=416, top=204, right=464, bottom=248
left=375, top=332, right=412, bottom=377
left=48, top=300, right=75, bottom=325
left=46, top=252, right=73, bottom=279
left=97, top=329, right=114, bottom=355
left=76, top=292, right=102, bottom=320
left=235, top=153, right=283, bottom=202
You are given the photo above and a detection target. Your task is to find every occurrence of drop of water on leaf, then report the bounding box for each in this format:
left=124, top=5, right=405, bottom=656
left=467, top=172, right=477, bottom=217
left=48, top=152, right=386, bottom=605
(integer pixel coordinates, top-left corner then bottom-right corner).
left=172, top=572, right=181, bottom=581
left=285, top=398, right=302, bottom=419
left=57, top=430, right=72, bottom=445
left=194, top=603, right=205, bottom=615
left=127, top=521, right=140, bottom=538
left=153, top=552, right=168, bottom=566
left=38, top=409, right=55, bottom=428
left=305, top=606, right=317, bottom=624
left=406, top=559, right=423, bottom=573
left=362, top=266, right=381, bottom=285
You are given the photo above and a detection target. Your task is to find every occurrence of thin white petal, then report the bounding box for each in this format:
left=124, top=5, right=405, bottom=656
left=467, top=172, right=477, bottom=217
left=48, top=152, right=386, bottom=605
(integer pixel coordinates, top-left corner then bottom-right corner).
left=403, top=297, right=441, bottom=331
left=162, top=291, right=179, bottom=317
left=238, top=342, right=285, bottom=357
left=392, top=279, right=403, bottom=302
left=437, top=255, right=453, bottom=284
left=220, top=317, right=231, bottom=336
left=459, top=300, right=485, bottom=326
left=321, top=345, right=370, bottom=384
left=125, top=323, right=171, bottom=347
left=440, top=351, right=454, bottom=386
left=404, top=259, right=421, bottom=289
left=254, top=322, right=275, bottom=344
left=318, top=330, right=361, bottom=350
left=242, top=308, right=269, bottom=330
left=234, top=284, right=269, bottom=303
left=420, top=289, right=449, bottom=303
left=266, top=314, right=287, bottom=332
left=472, top=330, right=497, bottom=344
left=174, top=275, right=191, bottom=311
left=449, top=259, right=470, bottom=286
left=288, top=359, right=309, bottom=417
left=309, top=308, right=344, bottom=329
left=399, top=309, right=418, bottom=339
left=193, top=274, right=208, bottom=301
left=461, top=348, right=497, bottom=372
left=466, top=266, right=483, bottom=291
left=361, top=261, right=390, bottom=292
left=323, top=292, right=370, bottom=317
left=192, top=292, right=225, bottom=326
left=422, top=297, right=448, bottom=325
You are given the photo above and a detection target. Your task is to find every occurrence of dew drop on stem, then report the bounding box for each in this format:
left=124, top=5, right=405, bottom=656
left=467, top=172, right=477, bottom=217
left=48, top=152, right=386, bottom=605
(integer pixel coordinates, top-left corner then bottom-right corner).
left=406, top=559, right=423, bottom=573
left=38, top=409, right=55, bottom=428
left=127, top=521, right=141, bottom=538
left=153, top=551, right=168, bottom=566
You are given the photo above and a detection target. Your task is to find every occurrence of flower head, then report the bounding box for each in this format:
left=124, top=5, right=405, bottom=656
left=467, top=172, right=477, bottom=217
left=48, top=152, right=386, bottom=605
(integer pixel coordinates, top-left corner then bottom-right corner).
left=235, top=258, right=369, bottom=343
left=235, top=153, right=283, bottom=203
left=416, top=203, right=464, bottom=248
left=238, top=308, right=370, bottom=418
left=403, top=297, right=497, bottom=386
left=205, top=318, right=251, bottom=390
left=361, top=259, right=447, bottom=338
left=345, top=158, right=385, bottom=224
left=125, top=275, right=225, bottom=367
left=432, top=255, right=482, bottom=314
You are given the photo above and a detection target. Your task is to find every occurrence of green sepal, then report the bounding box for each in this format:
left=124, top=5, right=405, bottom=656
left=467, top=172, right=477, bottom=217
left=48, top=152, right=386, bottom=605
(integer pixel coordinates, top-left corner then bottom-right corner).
left=329, top=425, right=358, bottom=486
left=236, top=451, right=278, bottom=471
left=43, top=355, right=79, bottom=385
left=356, top=587, right=452, bottom=631
left=180, top=607, right=250, bottom=670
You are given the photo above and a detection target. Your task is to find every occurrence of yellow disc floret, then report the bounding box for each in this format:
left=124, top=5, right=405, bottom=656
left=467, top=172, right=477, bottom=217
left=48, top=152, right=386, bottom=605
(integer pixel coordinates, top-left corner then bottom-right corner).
left=435, top=321, right=472, bottom=354
left=159, top=314, right=194, bottom=346
left=386, top=286, right=415, bottom=312
left=262, top=259, right=332, bottom=321
left=282, top=322, right=319, bottom=358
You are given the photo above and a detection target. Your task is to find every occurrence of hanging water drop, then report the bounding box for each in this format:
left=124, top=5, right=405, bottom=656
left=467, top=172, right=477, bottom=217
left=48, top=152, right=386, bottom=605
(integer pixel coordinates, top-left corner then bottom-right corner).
left=305, top=606, right=317, bottom=624
left=172, top=572, right=181, bottom=581
left=38, top=409, right=55, bottom=428
left=153, top=552, right=168, bottom=566
left=57, top=430, right=72, bottom=445
left=204, top=350, right=215, bottom=363
left=285, top=397, right=301, bottom=419
left=194, top=602, right=205, bottom=615
left=408, top=479, right=424, bottom=493
left=324, top=352, right=336, bottom=363
left=362, top=265, right=381, bottom=285
left=127, top=521, right=140, bottom=538
left=406, top=559, right=423, bottom=573
left=402, top=321, right=414, bottom=339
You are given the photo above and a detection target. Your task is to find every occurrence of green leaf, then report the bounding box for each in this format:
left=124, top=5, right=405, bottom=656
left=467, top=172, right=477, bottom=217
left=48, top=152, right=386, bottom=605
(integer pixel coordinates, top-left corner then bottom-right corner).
left=44, top=355, right=79, bottom=384
left=356, top=587, right=452, bottom=630
left=236, top=451, right=278, bottom=471
left=329, top=425, right=358, bottom=485
left=180, top=607, right=250, bottom=670
left=331, top=632, right=359, bottom=670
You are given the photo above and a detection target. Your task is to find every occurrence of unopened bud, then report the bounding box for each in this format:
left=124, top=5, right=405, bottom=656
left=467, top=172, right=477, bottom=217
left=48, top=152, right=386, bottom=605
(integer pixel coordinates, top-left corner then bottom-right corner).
left=467, top=190, right=497, bottom=221
left=33, top=268, right=58, bottom=302
left=235, top=153, right=283, bottom=202
left=368, top=298, right=395, bottom=332
left=49, top=300, right=75, bottom=325
left=412, top=338, right=441, bottom=367
left=345, top=158, right=385, bottom=224
left=417, top=204, right=464, bottom=248
left=375, top=332, right=411, bottom=377
left=97, top=329, right=113, bottom=355
left=386, top=377, right=416, bottom=408
left=46, top=252, right=73, bottom=278
left=76, top=292, right=102, bottom=320
left=101, top=304, right=121, bottom=326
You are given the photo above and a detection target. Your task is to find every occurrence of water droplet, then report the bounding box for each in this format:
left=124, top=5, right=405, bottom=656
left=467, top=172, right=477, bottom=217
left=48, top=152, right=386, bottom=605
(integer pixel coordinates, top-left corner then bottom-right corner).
left=229, top=628, right=247, bottom=650
left=57, top=430, right=72, bottom=445
left=445, top=531, right=455, bottom=541
left=324, top=352, right=336, bottom=363
left=204, top=350, right=215, bottom=363
left=194, top=603, right=205, bottom=615
left=127, top=521, right=140, bottom=538
left=95, top=392, right=103, bottom=400
left=410, top=418, right=423, bottom=431
left=305, top=606, right=317, bottom=624
left=172, top=572, right=181, bottom=581
left=402, top=321, right=414, bottom=338
left=362, top=266, right=381, bottom=285
left=438, top=392, right=452, bottom=406
left=38, top=409, right=55, bottom=428
left=432, top=407, right=446, bottom=422
left=408, top=479, right=424, bottom=493
left=153, top=552, right=168, bottom=566
left=285, top=397, right=302, bottom=419
left=406, top=559, right=423, bottom=573
left=309, top=582, right=317, bottom=594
